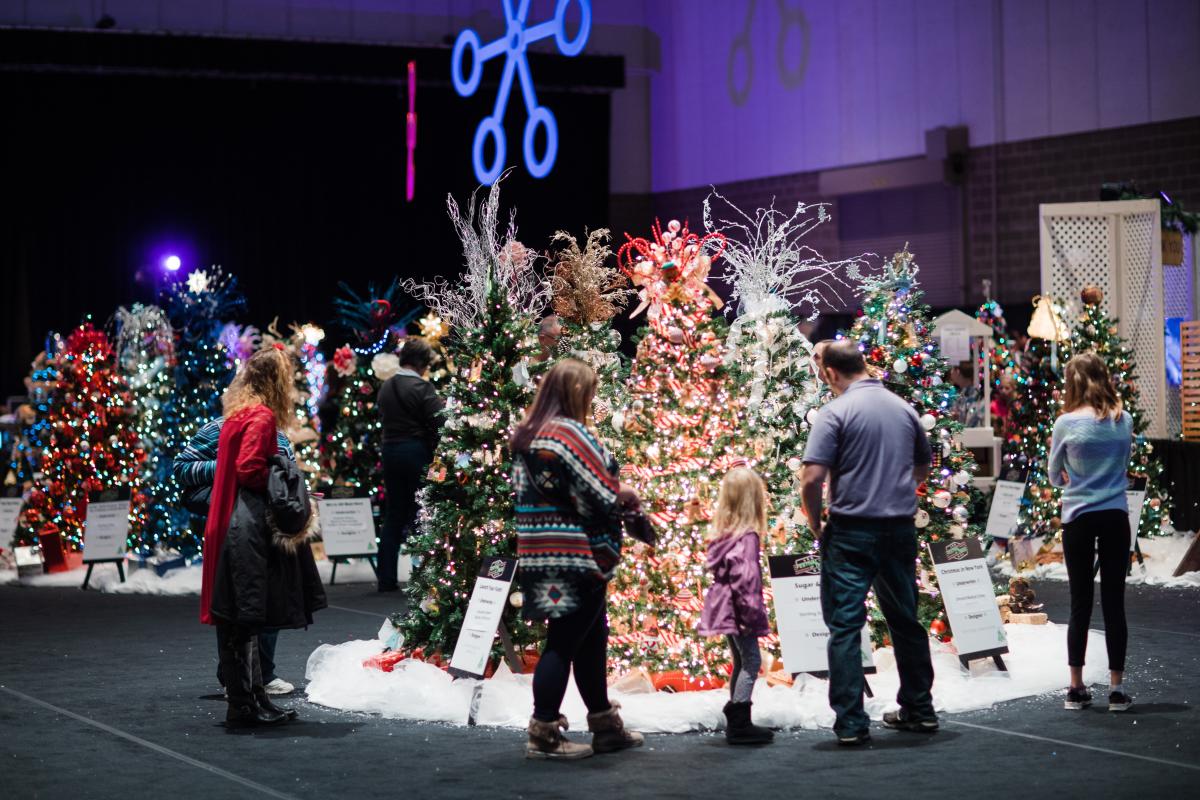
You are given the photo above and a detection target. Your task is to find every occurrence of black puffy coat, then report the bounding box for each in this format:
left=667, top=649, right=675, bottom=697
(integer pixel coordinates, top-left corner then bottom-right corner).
left=210, top=455, right=327, bottom=631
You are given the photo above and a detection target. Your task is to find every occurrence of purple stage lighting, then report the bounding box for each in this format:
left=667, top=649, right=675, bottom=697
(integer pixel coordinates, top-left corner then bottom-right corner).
left=163, top=254, right=182, bottom=271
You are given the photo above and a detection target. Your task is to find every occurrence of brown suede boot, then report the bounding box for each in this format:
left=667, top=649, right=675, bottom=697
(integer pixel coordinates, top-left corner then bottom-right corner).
left=526, top=715, right=594, bottom=760
left=587, top=702, right=645, bottom=754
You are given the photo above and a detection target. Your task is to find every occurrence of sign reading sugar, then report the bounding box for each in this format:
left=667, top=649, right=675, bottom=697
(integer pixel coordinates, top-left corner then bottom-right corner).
left=768, top=554, right=874, bottom=676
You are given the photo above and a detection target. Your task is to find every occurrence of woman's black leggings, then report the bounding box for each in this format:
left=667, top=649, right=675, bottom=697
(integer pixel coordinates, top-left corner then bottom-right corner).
left=1062, top=508, right=1130, bottom=672
left=532, top=588, right=612, bottom=722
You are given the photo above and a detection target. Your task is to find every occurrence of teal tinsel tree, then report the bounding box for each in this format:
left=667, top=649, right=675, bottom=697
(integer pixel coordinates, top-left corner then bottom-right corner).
left=155, top=268, right=246, bottom=556
left=398, top=180, right=547, bottom=659
left=5, top=345, right=60, bottom=491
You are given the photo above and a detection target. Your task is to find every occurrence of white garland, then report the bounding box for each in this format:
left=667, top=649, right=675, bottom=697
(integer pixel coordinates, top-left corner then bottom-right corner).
left=704, top=188, right=870, bottom=319
left=403, top=174, right=549, bottom=329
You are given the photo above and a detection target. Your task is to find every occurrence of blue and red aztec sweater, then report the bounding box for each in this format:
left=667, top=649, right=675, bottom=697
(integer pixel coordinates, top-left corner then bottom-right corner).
left=513, top=417, right=622, bottom=621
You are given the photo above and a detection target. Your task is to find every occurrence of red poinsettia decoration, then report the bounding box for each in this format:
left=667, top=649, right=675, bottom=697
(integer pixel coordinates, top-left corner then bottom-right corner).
left=332, top=345, right=357, bottom=378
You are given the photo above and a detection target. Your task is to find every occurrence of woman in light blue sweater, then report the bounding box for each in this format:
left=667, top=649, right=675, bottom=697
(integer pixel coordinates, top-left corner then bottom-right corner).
left=1048, top=352, right=1134, bottom=712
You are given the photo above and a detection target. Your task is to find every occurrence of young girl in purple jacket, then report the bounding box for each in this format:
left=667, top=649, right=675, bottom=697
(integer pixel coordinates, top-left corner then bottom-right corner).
left=698, top=467, right=774, bottom=745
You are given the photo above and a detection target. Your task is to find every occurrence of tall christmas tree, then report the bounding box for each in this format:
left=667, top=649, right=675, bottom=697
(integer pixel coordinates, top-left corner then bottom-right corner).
left=113, top=304, right=177, bottom=556
left=547, top=227, right=633, bottom=445
left=155, top=268, right=246, bottom=555
left=705, top=190, right=867, bottom=552
left=605, top=218, right=739, bottom=683
left=845, top=248, right=982, bottom=636
left=1071, top=286, right=1170, bottom=538
left=321, top=280, right=416, bottom=502
left=16, top=325, right=146, bottom=551
left=399, top=180, right=546, bottom=656
left=1004, top=296, right=1071, bottom=547
left=975, top=297, right=1017, bottom=390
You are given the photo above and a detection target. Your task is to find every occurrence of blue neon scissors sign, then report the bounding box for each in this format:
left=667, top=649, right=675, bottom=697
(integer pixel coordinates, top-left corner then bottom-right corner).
left=451, top=0, right=591, bottom=185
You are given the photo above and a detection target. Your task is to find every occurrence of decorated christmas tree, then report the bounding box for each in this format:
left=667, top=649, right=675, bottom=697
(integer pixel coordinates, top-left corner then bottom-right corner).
left=5, top=346, right=60, bottom=492
left=321, top=280, right=415, bottom=501
left=1004, top=296, right=1071, bottom=548
left=975, top=295, right=1017, bottom=417
left=547, top=227, right=632, bottom=444
left=112, top=304, right=177, bottom=556
left=415, top=311, right=452, bottom=384
left=16, top=324, right=146, bottom=551
left=398, top=180, right=546, bottom=657
left=155, top=268, right=246, bottom=555
left=1071, top=286, right=1170, bottom=538
left=845, top=248, right=982, bottom=637
left=705, top=190, right=867, bottom=552
left=604, top=218, right=740, bottom=684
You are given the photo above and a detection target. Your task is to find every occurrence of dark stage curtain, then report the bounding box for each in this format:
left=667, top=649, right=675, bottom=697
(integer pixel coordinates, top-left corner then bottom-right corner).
left=1151, top=438, right=1200, bottom=533
left=0, top=65, right=611, bottom=397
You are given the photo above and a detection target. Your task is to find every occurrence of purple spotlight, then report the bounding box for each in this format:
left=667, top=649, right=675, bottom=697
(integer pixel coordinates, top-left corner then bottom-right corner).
left=163, top=254, right=182, bottom=272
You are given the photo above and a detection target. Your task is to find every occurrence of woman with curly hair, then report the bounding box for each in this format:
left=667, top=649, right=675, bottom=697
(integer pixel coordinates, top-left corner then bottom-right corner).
left=202, top=346, right=326, bottom=727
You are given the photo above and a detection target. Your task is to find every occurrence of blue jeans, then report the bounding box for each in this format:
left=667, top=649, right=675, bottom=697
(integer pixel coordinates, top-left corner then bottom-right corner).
left=821, top=516, right=935, bottom=736
left=380, top=440, right=431, bottom=588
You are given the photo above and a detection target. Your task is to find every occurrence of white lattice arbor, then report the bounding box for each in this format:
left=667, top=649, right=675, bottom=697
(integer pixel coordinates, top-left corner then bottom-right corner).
left=1039, top=199, right=1166, bottom=437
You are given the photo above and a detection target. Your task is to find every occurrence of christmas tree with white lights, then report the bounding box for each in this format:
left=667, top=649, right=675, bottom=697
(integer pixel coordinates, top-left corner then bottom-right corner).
left=605, top=218, right=740, bottom=684
left=398, top=181, right=547, bottom=657
left=706, top=190, right=867, bottom=553
left=845, top=248, right=982, bottom=639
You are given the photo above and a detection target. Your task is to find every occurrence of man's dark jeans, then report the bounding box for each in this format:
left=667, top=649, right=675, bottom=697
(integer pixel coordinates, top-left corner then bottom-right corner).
left=821, top=515, right=935, bottom=736
left=379, top=439, right=431, bottom=589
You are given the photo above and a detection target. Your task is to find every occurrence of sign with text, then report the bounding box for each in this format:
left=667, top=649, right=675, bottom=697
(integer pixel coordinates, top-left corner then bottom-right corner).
left=317, top=486, right=377, bottom=557
left=448, top=556, right=518, bottom=679
left=984, top=468, right=1027, bottom=540
left=83, top=488, right=131, bottom=563
left=1, top=487, right=23, bottom=543
left=927, top=538, right=1008, bottom=661
left=768, top=554, right=875, bottom=676
left=1126, top=477, right=1147, bottom=551
left=939, top=325, right=971, bottom=363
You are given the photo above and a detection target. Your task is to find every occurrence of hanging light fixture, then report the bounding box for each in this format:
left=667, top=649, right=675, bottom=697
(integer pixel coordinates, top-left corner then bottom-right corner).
left=1028, top=294, right=1069, bottom=369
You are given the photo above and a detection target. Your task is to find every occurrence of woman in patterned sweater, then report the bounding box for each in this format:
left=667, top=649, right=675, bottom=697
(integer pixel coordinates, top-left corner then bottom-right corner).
left=511, top=359, right=645, bottom=760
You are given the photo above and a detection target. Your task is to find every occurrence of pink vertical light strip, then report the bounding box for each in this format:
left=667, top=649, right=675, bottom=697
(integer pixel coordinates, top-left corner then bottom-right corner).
left=405, top=60, right=416, bottom=202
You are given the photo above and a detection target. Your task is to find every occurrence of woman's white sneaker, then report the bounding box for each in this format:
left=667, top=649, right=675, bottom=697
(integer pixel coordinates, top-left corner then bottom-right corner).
left=264, top=678, right=295, bottom=695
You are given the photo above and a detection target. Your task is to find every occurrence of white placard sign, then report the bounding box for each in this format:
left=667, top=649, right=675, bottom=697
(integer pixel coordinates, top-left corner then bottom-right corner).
left=939, top=325, right=971, bottom=363
left=927, top=538, right=1008, bottom=660
left=316, top=487, right=377, bottom=557
left=1126, top=479, right=1147, bottom=552
left=984, top=469, right=1028, bottom=540
left=83, top=488, right=131, bottom=563
left=768, top=555, right=874, bottom=676
left=1, top=494, right=23, bottom=541
left=448, top=556, right=518, bottom=679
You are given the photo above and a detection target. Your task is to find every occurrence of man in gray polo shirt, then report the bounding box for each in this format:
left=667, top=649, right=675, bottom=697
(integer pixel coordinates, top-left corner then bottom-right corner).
left=801, top=340, right=936, bottom=746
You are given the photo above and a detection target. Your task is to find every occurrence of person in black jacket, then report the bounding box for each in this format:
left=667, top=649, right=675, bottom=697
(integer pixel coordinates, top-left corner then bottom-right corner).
left=376, top=337, right=444, bottom=591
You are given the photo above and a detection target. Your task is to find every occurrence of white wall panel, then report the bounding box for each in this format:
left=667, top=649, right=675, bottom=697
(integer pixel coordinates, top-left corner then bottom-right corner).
left=1048, top=0, right=1099, bottom=136
left=1096, top=0, right=1150, bottom=129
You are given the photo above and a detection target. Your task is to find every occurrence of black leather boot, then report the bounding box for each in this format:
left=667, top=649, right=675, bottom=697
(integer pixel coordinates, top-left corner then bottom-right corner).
left=223, top=630, right=286, bottom=727
left=255, top=688, right=298, bottom=721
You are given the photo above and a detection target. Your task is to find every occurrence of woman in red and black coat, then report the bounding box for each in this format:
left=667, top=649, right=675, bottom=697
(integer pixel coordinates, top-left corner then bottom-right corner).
left=202, top=347, right=325, bottom=727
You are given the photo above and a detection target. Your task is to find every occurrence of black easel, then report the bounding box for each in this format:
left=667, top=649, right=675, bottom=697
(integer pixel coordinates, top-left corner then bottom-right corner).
left=958, top=647, right=1009, bottom=672
left=328, top=555, right=379, bottom=585
left=82, top=559, right=125, bottom=590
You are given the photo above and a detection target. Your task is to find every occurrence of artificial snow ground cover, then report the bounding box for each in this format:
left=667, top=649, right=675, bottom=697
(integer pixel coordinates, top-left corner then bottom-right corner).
left=303, top=622, right=1109, bottom=732
left=998, top=531, right=1200, bottom=588
left=0, top=556, right=385, bottom=594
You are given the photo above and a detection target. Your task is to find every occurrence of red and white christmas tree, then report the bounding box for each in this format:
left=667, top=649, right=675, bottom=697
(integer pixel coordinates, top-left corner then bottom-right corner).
left=607, top=219, right=740, bottom=685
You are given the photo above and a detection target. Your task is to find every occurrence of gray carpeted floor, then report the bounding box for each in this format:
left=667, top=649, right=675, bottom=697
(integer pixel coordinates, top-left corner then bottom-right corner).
left=1, top=575, right=1196, bottom=799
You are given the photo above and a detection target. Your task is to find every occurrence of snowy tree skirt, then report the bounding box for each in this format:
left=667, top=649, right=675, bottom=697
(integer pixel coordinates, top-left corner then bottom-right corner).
left=0, top=556, right=388, bottom=594
left=996, top=531, right=1200, bottom=588
left=303, top=622, right=1108, bottom=733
